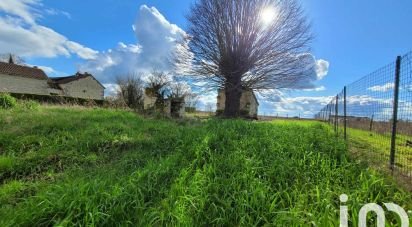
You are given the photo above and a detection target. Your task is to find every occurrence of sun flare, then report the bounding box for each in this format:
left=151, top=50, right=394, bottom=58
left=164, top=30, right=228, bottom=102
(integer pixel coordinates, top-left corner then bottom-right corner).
left=260, top=7, right=277, bottom=26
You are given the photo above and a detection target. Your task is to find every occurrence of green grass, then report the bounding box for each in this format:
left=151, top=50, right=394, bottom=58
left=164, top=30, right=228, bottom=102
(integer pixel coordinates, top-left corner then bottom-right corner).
left=346, top=127, right=412, bottom=175
left=0, top=106, right=411, bottom=226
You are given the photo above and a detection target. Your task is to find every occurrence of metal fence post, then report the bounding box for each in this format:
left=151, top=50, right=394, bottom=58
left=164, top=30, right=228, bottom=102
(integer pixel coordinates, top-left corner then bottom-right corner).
left=343, top=86, right=347, bottom=140
left=335, top=95, right=338, bottom=134
left=369, top=114, right=374, bottom=132
left=328, top=104, right=332, bottom=125
left=390, top=56, right=401, bottom=170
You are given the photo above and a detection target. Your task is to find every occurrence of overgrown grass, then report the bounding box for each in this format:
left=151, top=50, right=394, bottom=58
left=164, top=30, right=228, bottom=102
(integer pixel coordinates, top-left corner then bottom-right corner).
left=347, top=128, right=412, bottom=175
left=0, top=106, right=411, bottom=226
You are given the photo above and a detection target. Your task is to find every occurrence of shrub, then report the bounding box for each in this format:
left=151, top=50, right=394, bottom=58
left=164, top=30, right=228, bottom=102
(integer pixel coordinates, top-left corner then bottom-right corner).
left=84, top=99, right=97, bottom=108
left=103, top=97, right=128, bottom=109
left=21, top=100, right=40, bottom=110
left=0, top=93, right=17, bottom=109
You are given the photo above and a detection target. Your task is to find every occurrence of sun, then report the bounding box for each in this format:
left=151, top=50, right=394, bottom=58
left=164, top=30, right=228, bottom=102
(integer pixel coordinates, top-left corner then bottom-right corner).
left=260, top=7, right=277, bottom=26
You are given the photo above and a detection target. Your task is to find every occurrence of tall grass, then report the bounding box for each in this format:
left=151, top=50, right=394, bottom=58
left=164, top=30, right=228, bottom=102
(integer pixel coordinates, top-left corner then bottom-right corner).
left=0, top=106, right=410, bottom=226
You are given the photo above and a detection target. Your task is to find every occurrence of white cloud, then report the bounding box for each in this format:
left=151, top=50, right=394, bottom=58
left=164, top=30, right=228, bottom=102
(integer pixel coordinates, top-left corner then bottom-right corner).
left=26, top=63, right=55, bottom=74
left=65, top=41, right=98, bottom=60
left=0, top=0, right=40, bottom=24
left=44, top=8, right=71, bottom=19
left=302, top=86, right=326, bottom=92
left=36, top=65, right=55, bottom=74
left=196, top=91, right=217, bottom=111
left=346, top=95, right=391, bottom=106
left=0, top=0, right=98, bottom=59
left=102, top=83, right=119, bottom=97
left=80, top=5, right=186, bottom=84
left=259, top=94, right=393, bottom=118
left=260, top=94, right=334, bottom=118
left=281, top=53, right=329, bottom=90
left=367, top=82, right=394, bottom=92
left=315, top=59, right=329, bottom=80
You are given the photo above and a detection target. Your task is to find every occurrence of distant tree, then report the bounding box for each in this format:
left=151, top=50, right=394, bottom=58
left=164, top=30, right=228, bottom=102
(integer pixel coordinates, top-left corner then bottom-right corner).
left=205, top=102, right=214, bottom=114
left=185, top=93, right=199, bottom=112
left=175, top=0, right=314, bottom=118
left=115, top=74, right=144, bottom=110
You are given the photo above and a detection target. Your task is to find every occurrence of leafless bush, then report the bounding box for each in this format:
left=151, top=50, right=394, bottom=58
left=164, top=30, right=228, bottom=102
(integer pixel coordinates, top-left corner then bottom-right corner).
left=116, top=74, right=144, bottom=110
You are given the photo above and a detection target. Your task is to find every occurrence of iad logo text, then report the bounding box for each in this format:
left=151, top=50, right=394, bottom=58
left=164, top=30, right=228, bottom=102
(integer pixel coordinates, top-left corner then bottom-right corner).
left=339, top=194, right=409, bottom=227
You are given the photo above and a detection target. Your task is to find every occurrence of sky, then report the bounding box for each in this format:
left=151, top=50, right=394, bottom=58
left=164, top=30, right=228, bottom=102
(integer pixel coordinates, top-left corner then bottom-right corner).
left=0, top=0, right=411, bottom=118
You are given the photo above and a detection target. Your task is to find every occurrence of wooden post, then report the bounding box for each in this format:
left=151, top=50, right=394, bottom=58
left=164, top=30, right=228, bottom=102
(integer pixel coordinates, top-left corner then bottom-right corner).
left=390, top=56, right=401, bottom=170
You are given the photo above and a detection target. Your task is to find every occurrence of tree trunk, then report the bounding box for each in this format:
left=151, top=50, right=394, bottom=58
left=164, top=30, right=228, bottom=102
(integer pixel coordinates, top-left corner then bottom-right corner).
left=223, top=76, right=242, bottom=118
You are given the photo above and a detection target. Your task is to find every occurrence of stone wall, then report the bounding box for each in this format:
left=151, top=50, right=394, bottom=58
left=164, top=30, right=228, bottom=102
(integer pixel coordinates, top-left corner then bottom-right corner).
left=0, top=74, right=49, bottom=95
left=143, top=92, right=158, bottom=109
left=59, top=77, right=104, bottom=100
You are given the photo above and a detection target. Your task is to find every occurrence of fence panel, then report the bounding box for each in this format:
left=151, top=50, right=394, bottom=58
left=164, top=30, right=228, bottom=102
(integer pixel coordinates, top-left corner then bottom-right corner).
left=315, top=51, right=412, bottom=180
left=396, top=52, right=412, bottom=177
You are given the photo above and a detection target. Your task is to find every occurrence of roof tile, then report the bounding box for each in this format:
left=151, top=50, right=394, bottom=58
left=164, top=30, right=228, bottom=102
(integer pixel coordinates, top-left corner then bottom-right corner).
left=0, top=62, right=48, bottom=80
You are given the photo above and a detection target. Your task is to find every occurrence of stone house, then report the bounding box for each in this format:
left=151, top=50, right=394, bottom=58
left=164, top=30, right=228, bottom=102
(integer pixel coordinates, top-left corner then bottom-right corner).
left=216, top=88, right=259, bottom=119
left=0, top=60, right=104, bottom=101
left=0, top=61, right=50, bottom=96
left=49, top=73, right=105, bottom=100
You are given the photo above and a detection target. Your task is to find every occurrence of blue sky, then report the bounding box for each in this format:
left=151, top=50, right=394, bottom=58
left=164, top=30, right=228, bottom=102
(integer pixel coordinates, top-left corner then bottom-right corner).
left=0, top=0, right=411, bottom=117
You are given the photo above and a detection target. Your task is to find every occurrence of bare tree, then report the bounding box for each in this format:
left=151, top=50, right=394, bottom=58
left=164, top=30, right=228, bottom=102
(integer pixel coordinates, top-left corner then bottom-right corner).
left=185, top=92, right=199, bottom=112
left=175, top=0, right=314, bottom=117
left=146, top=70, right=172, bottom=109
left=169, top=81, right=191, bottom=99
left=116, top=74, right=144, bottom=110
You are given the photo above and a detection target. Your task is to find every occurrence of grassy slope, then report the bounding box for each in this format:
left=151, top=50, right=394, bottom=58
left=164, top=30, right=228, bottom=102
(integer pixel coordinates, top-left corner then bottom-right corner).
left=0, top=107, right=411, bottom=226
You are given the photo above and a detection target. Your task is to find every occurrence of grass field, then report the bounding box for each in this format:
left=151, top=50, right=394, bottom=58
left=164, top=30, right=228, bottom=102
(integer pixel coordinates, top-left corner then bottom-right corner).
left=345, top=127, right=412, bottom=178
left=0, top=106, right=411, bottom=226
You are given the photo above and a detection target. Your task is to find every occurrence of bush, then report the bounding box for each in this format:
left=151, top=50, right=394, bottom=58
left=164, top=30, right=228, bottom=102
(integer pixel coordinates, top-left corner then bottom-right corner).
left=0, top=93, right=17, bottom=109
left=20, top=100, right=40, bottom=110
left=84, top=99, right=97, bottom=108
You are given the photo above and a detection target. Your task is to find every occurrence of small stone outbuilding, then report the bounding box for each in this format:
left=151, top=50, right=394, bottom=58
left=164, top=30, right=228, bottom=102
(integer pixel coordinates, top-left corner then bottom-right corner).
left=216, top=88, right=259, bottom=119
left=143, top=88, right=185, bottom=118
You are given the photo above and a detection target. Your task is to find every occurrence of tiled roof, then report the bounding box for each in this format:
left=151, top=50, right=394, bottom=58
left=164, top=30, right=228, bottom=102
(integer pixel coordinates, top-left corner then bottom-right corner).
left=50, top=72, right=105, bottom=88
left=50, top=73, right=90, bottom=84
left=0, top=62, right=48, bottom=80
